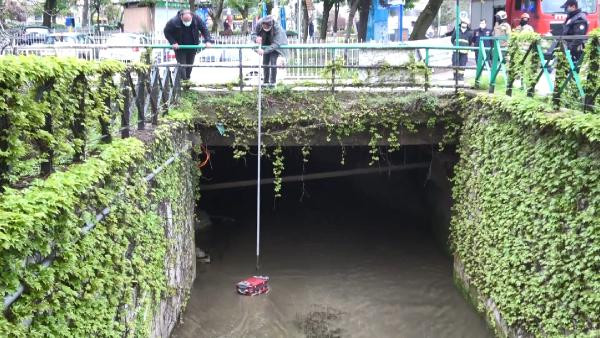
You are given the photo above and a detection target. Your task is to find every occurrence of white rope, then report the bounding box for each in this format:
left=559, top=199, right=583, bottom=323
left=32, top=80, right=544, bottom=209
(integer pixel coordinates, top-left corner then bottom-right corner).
left=256, top=47, right=263, bottom=271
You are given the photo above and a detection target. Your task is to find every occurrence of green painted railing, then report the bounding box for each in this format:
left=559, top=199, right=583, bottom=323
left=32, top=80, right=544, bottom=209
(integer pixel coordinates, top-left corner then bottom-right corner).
left=475, top=31, right=600, bottom=111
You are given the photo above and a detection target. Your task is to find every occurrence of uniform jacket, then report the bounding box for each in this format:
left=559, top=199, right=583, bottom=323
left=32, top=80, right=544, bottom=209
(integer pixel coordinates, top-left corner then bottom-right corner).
left=493, top=22, right=511, bottom=46
left=473, top=27, right=493, bottom=47
left=514, top=24, right=534, bottom=33
left=164, top=12, right=213, bottom=45
left=446, top=28, right=474, bottom=54
left=562, top=9, right=588, bottom=36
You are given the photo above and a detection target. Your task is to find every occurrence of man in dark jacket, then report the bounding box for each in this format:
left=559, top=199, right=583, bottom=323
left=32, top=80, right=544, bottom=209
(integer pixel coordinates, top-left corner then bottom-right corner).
left=445, top=18, right=474, bottom=81
left=472, top=19, right=492, bottom=67
left=560, top=0, right=589, bottom=62
left=251, top=15, right=288, bottom=85
left=164, top=9, right=214, bottom=80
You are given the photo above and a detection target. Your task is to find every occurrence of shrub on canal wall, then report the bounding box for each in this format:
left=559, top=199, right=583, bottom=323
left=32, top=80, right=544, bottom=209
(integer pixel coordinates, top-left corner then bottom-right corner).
left=0, top=115, right=197, bottom=336
left=451, top=94, right=600, bottom=336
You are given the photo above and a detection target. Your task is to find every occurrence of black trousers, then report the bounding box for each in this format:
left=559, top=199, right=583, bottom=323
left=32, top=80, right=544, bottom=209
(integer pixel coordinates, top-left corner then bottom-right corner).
left=175, top=50, right=197, bottom=80
left=262, top=52, right=279, bottom=84
left=452, top=52, right=468, bottom=80
left=452, top=52, right=468, bottom=67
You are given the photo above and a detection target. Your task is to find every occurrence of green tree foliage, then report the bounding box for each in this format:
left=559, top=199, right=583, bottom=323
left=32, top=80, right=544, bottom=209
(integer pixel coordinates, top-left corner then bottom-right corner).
left=229, top=0, right=258, bottom=34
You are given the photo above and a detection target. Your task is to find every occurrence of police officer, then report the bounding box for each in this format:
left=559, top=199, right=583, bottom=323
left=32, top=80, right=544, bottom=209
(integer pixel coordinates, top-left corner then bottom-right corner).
left=560, top=0, right=589, bottom=62
left=473, top=19, right=492, bottom=66
left=446, top=18, right=474, bottom=81
left=493, top=10, right=511, bottom=47
left=514, top=13, right=534, bottom=33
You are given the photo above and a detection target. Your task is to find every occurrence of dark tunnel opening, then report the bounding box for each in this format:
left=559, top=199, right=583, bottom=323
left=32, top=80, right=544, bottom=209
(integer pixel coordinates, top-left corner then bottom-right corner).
left=173, top=145, right=492, bottom=338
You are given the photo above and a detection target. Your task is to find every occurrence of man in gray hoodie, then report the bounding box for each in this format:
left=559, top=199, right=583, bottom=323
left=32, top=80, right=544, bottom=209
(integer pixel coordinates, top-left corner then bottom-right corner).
left=251, top=15, right=288, bottom=85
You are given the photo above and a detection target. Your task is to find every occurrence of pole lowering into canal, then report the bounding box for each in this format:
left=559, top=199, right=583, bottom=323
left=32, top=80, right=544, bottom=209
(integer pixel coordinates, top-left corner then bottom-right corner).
left=256, top=47, right=263, bottom=272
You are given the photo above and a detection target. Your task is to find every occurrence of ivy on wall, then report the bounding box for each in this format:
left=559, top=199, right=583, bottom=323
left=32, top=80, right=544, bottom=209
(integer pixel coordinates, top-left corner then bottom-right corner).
left=451, top=93, right=600, bottom=336
left=0, top=107, right=197, bottom=336
left=0, top=56, right=126, bottom=188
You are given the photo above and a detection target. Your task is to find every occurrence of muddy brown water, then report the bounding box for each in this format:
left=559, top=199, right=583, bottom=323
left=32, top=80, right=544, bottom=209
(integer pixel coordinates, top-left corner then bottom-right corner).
left=172, top=176, right=491, bottom=338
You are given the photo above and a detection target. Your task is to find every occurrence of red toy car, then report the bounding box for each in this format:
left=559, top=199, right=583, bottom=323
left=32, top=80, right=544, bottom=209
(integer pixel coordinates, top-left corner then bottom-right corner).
left=236, top=276, right=270, bottom=296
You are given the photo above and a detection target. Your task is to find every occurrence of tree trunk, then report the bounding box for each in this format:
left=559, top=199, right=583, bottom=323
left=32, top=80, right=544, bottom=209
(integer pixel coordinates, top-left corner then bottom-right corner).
left=82, top=0, right=89, bottom=28
left=209, top=0, right=225, bottom=34
left=357, top=0, right=370, bottom=41
left=189, top=0, right=196, bottom=12
left=43, top=0, right=56, bottom=28
left=95, top=5, right=100, bottom=32
left=241, top=7, right=249, bottom=35
left=302, top=0, right=309, bottom=42
left=320, top=0, right=332, bottom=40
left=409, top=0, right=443, bottom=40
left=344, top=0, right=360, bottom=41
left=333, top=2, right=339, bottom=32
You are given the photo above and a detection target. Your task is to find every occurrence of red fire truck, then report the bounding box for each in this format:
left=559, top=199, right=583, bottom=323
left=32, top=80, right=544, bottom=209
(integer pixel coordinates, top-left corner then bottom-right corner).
left=506, top=0, right=599, bottom=35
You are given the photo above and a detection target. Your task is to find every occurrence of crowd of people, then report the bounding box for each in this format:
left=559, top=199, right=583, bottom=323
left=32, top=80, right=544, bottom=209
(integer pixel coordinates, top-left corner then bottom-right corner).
left=445, top=0, right=589, bottom=81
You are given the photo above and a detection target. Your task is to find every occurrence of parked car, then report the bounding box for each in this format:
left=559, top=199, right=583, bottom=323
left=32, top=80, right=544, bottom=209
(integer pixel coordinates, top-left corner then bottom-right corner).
left=185, top=48, right=265, bottom=85
left=42, top=33, right=98, bottom=59
left=99, top=33, right=150, bottom=63
left=15, top=25, right=50, bottom=45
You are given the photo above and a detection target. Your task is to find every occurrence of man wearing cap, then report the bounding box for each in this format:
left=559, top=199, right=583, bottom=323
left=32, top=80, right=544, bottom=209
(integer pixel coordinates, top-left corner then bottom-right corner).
left=560, top=0, right=589, bottom=62
left=514, top=13, right=534, bottom=33
left=164, top=9, right=214, bottom=80
left=251, top=15, right=288, bottom=85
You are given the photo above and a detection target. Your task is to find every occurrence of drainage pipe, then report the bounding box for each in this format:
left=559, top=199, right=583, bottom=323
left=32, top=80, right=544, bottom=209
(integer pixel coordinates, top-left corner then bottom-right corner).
left=201, top=162, right=430, bottom=191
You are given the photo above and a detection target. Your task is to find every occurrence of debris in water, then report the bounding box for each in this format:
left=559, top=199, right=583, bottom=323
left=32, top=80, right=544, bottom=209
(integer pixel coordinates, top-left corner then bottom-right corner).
left=236, top=276, right=270, bottom=296
left=196, top=248, right=211, bottom=264
left=295, top=305, right=344, bottom=338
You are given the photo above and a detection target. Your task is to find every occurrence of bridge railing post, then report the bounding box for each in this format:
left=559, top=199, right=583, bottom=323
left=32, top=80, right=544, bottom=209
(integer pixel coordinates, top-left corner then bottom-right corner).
left=99, top=72, right=113, bottom=143
left=136, top=69, right=146, bottom=130
left=0, top=112, right=8, bottom=192
left=72, top=74, right=86, bottom=162
left=148, top=67, right=160, bottom=126
left=121, top=87, right=131, bottom=138
left=474, top=39, right=486, bottom=89
left=238, top=48, right=244, bottom=92
left=35, top=79, right=55, bottom=177
left=583, top=37, right=599, bottom=112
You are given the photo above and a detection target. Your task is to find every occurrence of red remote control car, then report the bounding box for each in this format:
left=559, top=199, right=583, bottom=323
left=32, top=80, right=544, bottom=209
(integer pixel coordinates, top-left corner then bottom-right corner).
left=236, top=276, right=270, bottom=296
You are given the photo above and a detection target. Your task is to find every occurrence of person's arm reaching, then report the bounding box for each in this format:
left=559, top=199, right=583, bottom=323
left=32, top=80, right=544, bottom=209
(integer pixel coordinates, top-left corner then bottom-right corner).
left=164, top=19, right=179, bottom=49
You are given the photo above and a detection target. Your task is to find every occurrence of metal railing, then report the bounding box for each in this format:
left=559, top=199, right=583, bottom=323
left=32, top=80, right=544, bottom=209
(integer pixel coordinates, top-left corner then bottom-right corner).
left=474, top=34, right=600, bottom=111
left=0, top=58, right=184, bottom=192
left=147, top=42, right=479, bottom=90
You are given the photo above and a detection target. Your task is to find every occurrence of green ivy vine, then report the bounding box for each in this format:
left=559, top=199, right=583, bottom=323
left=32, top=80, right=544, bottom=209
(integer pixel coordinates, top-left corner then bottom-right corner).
left=451, top=93, right=600, bottom=336
left=191, top=89, right=458, bottom=197
left=0, top=95, right=198, bottom=336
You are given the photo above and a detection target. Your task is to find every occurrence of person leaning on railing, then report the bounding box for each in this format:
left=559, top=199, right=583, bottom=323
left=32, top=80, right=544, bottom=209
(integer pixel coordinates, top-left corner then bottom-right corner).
left=251, top=15, right=288, bottom=86
left=164, top=9, right=214, bottom=80
left=445, top=18, right=474, bottom=81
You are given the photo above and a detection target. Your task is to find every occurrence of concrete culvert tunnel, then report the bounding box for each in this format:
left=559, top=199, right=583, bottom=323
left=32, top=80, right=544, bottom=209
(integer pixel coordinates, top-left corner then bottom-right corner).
left=172, top=145, right=492, bottom=338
